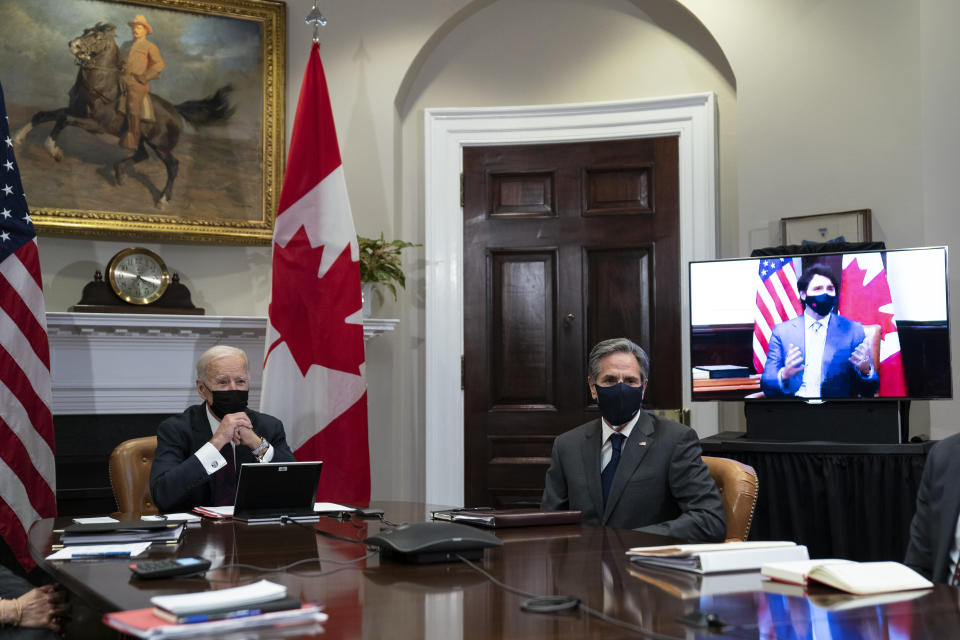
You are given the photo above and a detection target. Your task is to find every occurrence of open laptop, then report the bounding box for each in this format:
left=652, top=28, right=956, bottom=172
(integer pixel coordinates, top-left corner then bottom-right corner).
left=232, top=461, right=323, bottom=523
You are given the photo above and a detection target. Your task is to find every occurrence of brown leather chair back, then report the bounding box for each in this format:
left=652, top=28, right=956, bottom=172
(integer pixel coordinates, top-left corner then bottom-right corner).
left=702, top=456, right=759, bottom=542
left=108, top=436, right=159, bottom=519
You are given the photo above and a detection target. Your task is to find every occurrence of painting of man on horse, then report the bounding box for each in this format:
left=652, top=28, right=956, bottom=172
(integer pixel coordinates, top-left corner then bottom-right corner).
left=12, top=18, right=233, bottom=209
left=0, top=0, right=272, bottom=228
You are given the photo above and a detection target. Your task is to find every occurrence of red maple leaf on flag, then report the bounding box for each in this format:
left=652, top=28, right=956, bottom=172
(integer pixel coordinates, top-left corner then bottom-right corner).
left=839, top=254, right=907, bottom=396
left=267, top=226, right=364, bottom=377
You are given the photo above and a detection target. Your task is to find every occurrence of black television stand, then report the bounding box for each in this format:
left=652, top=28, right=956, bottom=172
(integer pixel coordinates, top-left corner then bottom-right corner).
left=743, top=400, right=908, bottom=444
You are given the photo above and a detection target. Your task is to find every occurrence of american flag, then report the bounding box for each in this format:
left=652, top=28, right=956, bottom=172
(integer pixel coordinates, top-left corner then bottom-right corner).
left=0, top=81, right=56, bottom=571
left=752, top=257, right=803, bottom=374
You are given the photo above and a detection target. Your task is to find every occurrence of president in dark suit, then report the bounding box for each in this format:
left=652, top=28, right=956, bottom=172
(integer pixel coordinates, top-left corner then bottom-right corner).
left=905, top=432, right=960, bottom=583
left=150, top=345, right=296, bottom=512
left=760, top=264, right=878, bottom=398
left=541, top=338, right=725, bottom=541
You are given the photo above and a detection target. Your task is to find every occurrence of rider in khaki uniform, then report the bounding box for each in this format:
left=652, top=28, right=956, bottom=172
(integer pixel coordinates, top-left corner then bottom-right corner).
left=121, top=15, right=165, bottom=149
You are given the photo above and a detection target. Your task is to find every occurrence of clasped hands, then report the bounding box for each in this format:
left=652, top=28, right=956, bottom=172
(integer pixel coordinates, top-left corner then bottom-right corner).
left=780, top=337, right=873, bottom=381
left=210, top=412, right=261, bottom=450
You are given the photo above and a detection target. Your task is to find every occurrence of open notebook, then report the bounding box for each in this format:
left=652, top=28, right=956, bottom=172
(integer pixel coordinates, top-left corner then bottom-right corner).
left=231, top=461, right=323, bottom=523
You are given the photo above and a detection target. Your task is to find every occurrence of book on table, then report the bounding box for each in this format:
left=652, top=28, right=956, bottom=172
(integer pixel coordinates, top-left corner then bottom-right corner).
left=763, top=560, right=933, bottom=596
left=692, top=365, right=751, bottom=379
left=103, top=604, right=325, bottom=639
left=431, top=508, right=581, bottom=528
left=151, top=596, right=303, bottom=623
left=760, top=558, right=855, bottom=586
left=151, top=580, right=288, bottom=617
left=626, top=541, right=809, bottom=574
left=58, top=521, right=185, bottom=546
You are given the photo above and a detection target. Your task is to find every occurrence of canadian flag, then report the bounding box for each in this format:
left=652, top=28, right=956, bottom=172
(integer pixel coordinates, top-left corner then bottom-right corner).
left=838, top=253, right=907, bottom=396
left=260, top=43, right=370, bottom=503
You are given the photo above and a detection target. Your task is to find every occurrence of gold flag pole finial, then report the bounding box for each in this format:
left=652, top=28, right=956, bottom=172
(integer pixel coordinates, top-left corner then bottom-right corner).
left=306, top=3, right=327, bottom=44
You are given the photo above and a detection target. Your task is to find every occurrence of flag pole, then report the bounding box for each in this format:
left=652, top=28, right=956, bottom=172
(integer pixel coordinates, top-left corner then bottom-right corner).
left=306, top=2, right=327, bottom=44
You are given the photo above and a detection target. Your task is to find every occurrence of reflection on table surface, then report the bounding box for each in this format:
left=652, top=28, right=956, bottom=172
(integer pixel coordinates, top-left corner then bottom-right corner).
left=29, top=501, right=960, bottom=639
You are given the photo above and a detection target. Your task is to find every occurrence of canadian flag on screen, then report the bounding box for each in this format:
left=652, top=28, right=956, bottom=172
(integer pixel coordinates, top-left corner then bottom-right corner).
left=838, top=253, right=907, bottom=396
left=260, top=43, right=369, bottom=503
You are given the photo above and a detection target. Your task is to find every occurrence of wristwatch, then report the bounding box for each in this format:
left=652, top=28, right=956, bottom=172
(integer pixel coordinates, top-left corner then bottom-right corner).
left=252, top=438, right=269, bottom=461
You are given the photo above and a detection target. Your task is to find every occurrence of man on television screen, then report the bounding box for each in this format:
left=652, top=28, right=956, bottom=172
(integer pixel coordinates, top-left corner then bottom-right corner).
left=760, top=264, right=879, bottom=398
left=541, top=338, right=725, bottom=541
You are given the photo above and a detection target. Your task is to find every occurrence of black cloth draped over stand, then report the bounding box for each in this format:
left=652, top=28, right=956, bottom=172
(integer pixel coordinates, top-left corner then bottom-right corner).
left=700, top=434, right=933, bottom=562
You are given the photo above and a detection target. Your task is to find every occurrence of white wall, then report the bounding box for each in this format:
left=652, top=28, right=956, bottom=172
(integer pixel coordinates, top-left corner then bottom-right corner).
left=36, top=0, right=960, bottom=501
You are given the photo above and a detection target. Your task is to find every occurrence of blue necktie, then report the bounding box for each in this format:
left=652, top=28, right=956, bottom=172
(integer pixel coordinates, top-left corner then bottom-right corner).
left=601, top=433, right=626, bottom=505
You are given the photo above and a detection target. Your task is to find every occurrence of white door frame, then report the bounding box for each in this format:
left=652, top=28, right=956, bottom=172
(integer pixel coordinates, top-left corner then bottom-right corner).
left=424, top=94, right=718, bottom=506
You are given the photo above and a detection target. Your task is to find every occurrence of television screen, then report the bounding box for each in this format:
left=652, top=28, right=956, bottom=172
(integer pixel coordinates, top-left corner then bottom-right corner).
left=689, top=246, right=950, bottom=401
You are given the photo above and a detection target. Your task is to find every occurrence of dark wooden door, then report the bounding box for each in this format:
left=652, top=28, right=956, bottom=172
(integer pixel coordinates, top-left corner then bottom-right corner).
left=463, top=137, right=681, bottom=507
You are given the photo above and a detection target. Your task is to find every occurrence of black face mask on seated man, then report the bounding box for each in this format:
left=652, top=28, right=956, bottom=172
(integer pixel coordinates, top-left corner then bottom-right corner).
left=209, top=389, right=249, bottom=420
left=595, top=382, right=645, bottom=427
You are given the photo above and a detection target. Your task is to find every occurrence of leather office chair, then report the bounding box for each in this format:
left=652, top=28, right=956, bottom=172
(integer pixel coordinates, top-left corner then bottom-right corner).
left=108, top=436, right=159, bottom=519
left=702, top=456, right=758, bottom=542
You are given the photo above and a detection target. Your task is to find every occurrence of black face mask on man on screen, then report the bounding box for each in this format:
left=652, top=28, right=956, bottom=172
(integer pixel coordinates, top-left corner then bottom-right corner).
left=804, top=292, right=836, bottom=316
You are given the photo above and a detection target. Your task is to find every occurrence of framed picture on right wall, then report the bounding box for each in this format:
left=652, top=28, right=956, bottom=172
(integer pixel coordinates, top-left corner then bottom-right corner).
left=780, top=209, right=872, bottom=245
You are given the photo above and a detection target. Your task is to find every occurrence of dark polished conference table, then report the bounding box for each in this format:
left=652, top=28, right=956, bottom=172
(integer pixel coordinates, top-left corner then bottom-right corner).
left=28, top=501, right=960, bottom=639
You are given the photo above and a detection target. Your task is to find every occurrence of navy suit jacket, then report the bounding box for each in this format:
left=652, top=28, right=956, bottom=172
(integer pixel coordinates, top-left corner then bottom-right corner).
left=540, top=412, right=726, bottom=542
left=905, top=433, right=960, bottom=582
left=760, top=312, right=879, bottom=398
left=149, top=403, right=296, bottom=512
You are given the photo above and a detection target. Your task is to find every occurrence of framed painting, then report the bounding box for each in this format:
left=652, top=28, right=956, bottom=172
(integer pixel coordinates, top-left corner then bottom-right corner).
left=1, top=0, right=285, bottom=244
left=780, top=209, right=872, bottom=246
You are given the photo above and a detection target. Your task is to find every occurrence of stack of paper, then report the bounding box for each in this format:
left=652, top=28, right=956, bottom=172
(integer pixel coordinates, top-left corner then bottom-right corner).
left=103, top=580, right=326, bottom=638
left=626, top=541, right=809, bottom=574
left=58, top=521, right=185, bottom=546
left=151, top=580, right=288, bottom=617
left=103, top=606, right=325, bottom=639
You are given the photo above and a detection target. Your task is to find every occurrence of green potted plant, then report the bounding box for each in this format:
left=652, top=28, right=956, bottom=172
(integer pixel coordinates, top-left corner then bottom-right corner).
left=357, top=233, right=420, bottom=315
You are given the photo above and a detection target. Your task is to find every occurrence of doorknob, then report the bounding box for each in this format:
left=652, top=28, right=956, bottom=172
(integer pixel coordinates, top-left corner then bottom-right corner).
left=564, top=313, right=575, bottom=326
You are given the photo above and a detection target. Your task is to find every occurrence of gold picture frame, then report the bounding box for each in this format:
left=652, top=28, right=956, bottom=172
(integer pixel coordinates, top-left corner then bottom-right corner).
left=2, top=0, right=285, bottom=245
left=779, top=209, right=872, bottom=246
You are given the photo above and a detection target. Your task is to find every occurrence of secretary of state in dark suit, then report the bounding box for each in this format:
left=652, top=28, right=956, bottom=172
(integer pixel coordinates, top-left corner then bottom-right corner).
left=905, top=432, right=960, bottom=583
left=150, top=346, right=296, bottom=513
left=541, top=338, right=725, bottom=542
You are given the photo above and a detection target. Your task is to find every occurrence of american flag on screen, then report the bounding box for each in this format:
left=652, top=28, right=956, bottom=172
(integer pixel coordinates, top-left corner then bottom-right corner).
left=0, top=81, right=56, bottom=571
left=752, top=258, right=804, bottom=374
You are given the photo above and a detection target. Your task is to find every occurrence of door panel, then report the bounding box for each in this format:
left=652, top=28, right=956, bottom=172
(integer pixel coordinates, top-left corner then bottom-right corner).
left=463, top=137, right=680, bottom=507
left=490, top=251, right=556, bottom=410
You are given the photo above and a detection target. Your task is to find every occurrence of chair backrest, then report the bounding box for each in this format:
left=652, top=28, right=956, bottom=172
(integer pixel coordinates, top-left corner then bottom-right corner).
left=701, top=456, right=759, bottom=542
left=108, top=436, right=159, bottom=519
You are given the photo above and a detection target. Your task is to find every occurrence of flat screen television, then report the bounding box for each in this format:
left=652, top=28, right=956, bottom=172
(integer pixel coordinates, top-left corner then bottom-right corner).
left=689, top=246, right=950, bottom=442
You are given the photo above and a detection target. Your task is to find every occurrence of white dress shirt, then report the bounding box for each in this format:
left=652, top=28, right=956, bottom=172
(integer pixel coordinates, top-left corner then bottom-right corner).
left=798, top=312, right=829, bottom=398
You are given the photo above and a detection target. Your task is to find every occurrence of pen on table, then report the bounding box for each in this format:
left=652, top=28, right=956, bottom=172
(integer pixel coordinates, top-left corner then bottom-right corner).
left=181, top=608, right=264, bottom=624
left=72, top=551, right=132, bottom=558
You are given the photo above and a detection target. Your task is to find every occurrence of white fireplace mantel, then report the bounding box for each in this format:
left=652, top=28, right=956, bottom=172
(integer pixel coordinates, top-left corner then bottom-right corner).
left=46, top=312, right=396, bottom=415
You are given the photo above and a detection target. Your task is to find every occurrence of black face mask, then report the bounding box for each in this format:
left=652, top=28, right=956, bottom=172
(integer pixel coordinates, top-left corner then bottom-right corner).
left=594, top=382, right=645, bottom=426
left=208, top=389, right=249, bottom=420
left=804, top=293, right=836, bottom=316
